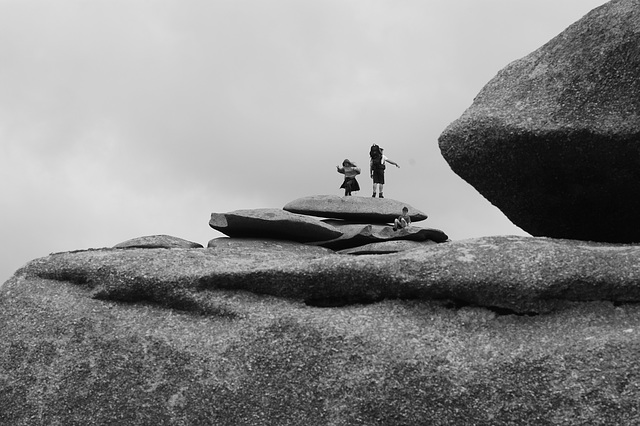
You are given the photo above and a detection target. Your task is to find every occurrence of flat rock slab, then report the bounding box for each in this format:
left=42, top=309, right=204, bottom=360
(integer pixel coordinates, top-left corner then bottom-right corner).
left=338, top=240, right=437, bottom=255
left=17, top=235, right=640, bottom=314
left=209, top=208, right=343, bottom=243
left=114, top=235, right=203, bottom=249
left=283, top=195, right=428, bottom=223
left=315, top=221, right=449, bottom=250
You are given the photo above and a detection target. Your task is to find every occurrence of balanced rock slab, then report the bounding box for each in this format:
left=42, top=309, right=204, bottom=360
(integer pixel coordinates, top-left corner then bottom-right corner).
left=209, top=208, right=342, bottom=243
left=438, top=0, right=640, bottom=243
left=283, top=195, right=428, bottom=223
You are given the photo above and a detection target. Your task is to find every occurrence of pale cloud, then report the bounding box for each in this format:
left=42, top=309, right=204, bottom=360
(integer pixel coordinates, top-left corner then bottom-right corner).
left=0, top=0, right=610, bottom=282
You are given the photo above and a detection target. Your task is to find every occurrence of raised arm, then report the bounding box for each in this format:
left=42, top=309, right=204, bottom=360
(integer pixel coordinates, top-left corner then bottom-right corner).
left=386, top=158, right=400, bottom=168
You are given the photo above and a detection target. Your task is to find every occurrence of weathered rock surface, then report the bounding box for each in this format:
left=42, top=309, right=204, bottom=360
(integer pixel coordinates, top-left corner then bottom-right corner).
left=314, top=221, right=448, bottom=251
left=114, top=234, right=203, bottom=249
left=209, top=208, right=343, bottom=243
left=207, top=237, right=335, bottom=256
left=16, top=235, right=640, bottom=313
left=438, top=0, right=640, bottom=243
left=4, top=236, right=640, bottom=424
left=283, top=195, right=428, bottom=223
left=338, top=239, right=437, bottom=255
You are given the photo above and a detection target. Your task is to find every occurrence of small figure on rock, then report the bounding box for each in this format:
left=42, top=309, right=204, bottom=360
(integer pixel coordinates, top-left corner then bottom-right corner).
left=337, top=159, right=361, bottom=196
left=393, top=206, right=411, bottom=231
left=369, top=144, right=399, bottom=198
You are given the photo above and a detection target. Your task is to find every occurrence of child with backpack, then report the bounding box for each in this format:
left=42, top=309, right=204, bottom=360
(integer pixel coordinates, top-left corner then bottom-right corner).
left=369, top=144, right=399, bottom=198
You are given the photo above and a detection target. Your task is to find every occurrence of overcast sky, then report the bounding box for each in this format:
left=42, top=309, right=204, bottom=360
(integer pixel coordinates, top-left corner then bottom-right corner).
left=1, top=0, right=609, bottom=282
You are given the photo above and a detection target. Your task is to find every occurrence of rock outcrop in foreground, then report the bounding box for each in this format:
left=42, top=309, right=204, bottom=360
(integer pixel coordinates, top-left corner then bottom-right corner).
left=16, top=235, right=640, bottom=313
left=439, top=0, right=640, bottom=243
left=3, top=235, right=640, bottom=424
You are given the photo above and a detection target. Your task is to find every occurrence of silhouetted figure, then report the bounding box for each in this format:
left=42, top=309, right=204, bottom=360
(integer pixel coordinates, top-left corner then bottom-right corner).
left=369, top=144, right=399, bottom=198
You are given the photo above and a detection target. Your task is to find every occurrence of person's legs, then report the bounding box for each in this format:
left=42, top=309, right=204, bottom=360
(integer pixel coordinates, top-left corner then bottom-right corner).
left=394, top=218, right=408, bottom=231
left=372, top=170, right=385, bottom=197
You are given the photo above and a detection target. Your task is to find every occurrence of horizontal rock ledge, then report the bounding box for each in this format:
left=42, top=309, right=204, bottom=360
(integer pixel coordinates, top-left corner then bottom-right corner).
left=17, top=235, right=640, bottom=314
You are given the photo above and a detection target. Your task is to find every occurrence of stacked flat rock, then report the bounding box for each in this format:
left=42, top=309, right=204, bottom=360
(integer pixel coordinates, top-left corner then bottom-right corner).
left=283, top=195, right=428, bottom=223
left=208, top=208, right=342, bottom=243
left=316, top=220, right=448, bottom=251
left=209, top=195, right=448, bottom=253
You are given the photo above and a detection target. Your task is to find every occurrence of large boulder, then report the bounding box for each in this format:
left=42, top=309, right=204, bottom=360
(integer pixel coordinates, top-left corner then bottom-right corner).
left=438, top=0, right=640, bottom=243
left=209, top=208, right=342, bottom=243
left=4, top=238, right=640, bottom=424
left=283, top=195, right=428, bottom=223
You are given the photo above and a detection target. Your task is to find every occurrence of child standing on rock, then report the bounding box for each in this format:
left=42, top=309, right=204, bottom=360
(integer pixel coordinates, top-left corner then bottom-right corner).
left=337, top=159, right=361, bottom=196
left=369, top=144, right=399, bottom=198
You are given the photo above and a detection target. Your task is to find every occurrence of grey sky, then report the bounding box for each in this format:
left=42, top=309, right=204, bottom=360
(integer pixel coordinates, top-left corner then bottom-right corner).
left=1, top=0, right=609, bottom=282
